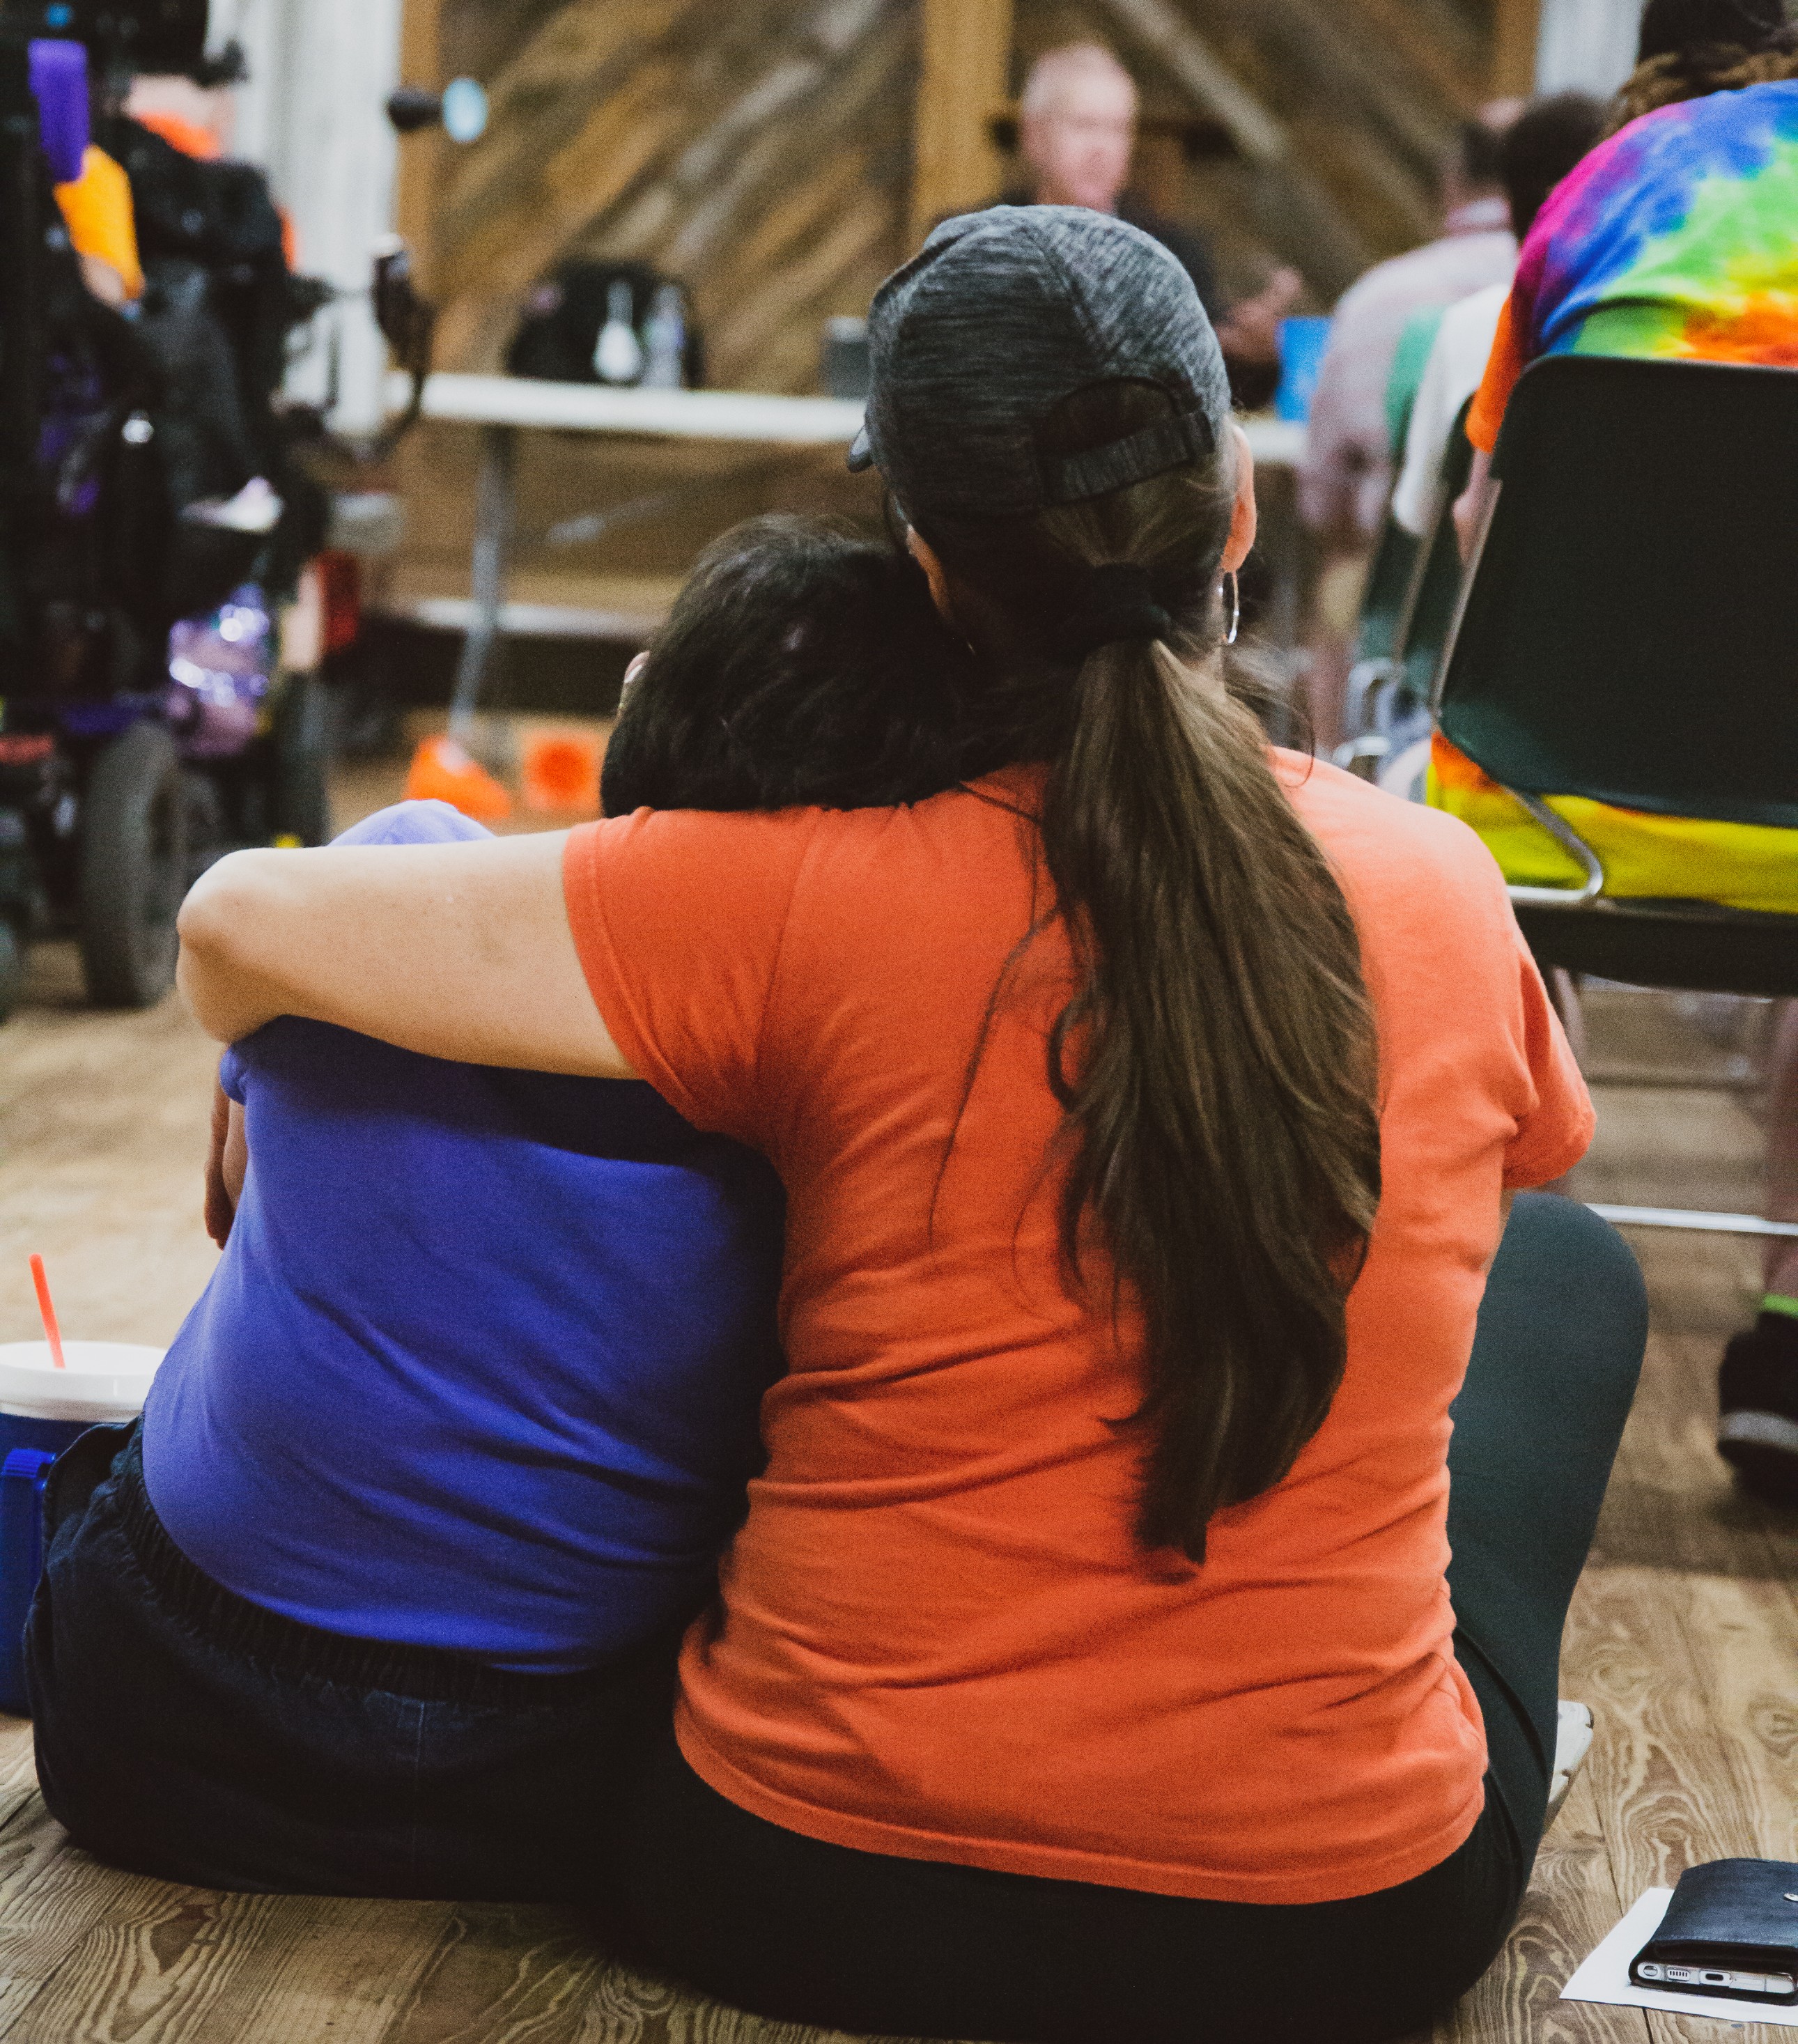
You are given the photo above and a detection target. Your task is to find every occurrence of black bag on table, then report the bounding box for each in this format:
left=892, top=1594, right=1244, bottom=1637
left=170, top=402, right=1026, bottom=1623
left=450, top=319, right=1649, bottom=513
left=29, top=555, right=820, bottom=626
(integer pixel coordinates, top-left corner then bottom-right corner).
left=506, top=260, right=705, bottom=389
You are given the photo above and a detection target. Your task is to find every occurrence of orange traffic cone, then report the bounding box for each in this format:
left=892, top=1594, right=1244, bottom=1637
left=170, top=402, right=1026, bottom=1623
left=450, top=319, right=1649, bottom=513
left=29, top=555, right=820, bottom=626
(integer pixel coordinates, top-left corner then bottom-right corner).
left=521, top=729, right=601, bottom=814
left=405, top=734, right=512, bottom=821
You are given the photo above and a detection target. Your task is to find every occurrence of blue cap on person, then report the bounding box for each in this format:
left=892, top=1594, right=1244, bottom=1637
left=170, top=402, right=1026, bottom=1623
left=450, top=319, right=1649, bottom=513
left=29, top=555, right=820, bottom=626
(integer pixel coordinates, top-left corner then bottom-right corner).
left=846, top=205, right=1233, bottom=524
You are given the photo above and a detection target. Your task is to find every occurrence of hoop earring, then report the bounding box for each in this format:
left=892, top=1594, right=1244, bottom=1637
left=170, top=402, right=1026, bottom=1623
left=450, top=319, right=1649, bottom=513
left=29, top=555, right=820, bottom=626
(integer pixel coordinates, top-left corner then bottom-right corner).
left=1223, top=570, right=1240, bottom=647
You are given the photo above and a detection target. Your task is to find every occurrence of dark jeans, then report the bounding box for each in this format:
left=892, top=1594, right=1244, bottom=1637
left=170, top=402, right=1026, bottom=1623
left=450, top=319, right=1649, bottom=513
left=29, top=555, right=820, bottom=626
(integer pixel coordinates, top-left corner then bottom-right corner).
left=605, top=1194, right=1649, bottom=2043
left=26, top=1425, right=685, bottom=1900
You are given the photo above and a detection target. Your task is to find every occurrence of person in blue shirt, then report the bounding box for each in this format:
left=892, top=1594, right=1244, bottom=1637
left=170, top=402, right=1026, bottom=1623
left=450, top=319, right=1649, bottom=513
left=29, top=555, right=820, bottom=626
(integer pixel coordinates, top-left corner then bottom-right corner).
left=26, top=516, right=993, bottom=1901
left=162, top=796, right=784, bottom=1682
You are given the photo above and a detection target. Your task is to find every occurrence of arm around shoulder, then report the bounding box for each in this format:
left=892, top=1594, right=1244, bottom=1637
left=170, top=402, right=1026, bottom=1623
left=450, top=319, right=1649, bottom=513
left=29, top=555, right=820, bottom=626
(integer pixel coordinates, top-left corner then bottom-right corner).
left=177, top=832, right=635, bottom=1078
left=178, top=850, right=304, bottom=1045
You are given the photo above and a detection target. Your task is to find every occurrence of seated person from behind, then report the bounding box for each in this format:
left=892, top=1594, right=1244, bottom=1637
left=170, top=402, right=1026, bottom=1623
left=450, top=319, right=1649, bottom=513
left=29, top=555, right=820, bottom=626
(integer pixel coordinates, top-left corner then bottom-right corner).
left=1299, top=108, right=1519, bottom=547
left=1441, top=27, right=1798, bottom=866
left=1389, top=91, right=1604, bottom=538
left=1452, top=13, right=1798, bottom=558
left=28, top=516, right=993, bottom=1904
left=1429, top=22, right=1798, bottom=1506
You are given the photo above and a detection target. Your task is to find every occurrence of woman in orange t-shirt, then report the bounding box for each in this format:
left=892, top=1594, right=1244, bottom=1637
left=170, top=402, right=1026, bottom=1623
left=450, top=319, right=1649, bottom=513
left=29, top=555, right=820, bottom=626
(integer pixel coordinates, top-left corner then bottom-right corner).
left=177, top=209, right=1645, bottom=2043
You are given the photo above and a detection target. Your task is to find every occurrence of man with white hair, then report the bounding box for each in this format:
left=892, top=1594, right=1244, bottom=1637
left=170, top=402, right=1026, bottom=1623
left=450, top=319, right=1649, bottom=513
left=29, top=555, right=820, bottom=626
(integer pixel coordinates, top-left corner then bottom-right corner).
left=1002, top=42, right=1301, bottom=408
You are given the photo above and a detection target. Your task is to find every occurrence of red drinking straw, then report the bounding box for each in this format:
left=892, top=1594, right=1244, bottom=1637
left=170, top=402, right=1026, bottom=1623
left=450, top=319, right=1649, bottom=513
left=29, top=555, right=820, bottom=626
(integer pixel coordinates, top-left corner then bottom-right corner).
left=28, top=1255, right=65, bottom=1370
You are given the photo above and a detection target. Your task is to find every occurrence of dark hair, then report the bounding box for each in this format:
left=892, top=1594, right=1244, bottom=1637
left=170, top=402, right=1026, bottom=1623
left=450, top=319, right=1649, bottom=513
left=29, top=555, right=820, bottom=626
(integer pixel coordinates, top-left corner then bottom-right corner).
left=601, top=516, right=998, bottom=817
left=1638, top=0, right=1794, bottom=60
left=1501, top=93, right=1606, bottom=237
left=1612, top=3, right=1798, bottom=130
left=916, top=380, right=1381, bottom=1563
left=1455, top=116, right=1508, bottom=191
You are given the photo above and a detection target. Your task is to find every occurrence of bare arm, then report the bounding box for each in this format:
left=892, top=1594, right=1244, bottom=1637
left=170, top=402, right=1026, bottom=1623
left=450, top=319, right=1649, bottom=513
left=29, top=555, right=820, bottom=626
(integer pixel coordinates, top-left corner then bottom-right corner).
left=203, top=1078, right=246, bottom=1247
left=177, top=830, right=635, bottom=1077
left=1453, top=447, right=1496, bottom=563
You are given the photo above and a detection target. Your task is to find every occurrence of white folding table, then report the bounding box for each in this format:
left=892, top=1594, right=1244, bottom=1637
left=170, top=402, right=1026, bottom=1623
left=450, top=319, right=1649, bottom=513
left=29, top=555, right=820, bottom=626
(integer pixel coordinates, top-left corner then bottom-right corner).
left=388, top=371, right=1307, bottom=727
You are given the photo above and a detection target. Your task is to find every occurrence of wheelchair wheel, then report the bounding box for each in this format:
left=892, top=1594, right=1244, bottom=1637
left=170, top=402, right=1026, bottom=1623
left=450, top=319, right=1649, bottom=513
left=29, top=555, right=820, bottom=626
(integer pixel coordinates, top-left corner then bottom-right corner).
left=0, top=922, right=22, bottom=1024
left=78, top=721, right=189, bottom=1009
left=273, top=673, right=332, bottom=846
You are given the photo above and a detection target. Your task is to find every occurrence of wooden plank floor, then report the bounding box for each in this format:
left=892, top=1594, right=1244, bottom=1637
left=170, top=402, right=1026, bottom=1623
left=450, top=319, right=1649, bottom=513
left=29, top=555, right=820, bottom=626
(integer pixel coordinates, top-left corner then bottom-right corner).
left=2, top=873, right=1795, bottom=2039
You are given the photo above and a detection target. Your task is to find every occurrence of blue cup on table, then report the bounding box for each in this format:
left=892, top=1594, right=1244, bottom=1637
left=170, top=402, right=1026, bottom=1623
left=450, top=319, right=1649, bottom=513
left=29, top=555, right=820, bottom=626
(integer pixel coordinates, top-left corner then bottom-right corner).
left=0, top=1342, right=162, bottom=1716
left=1274, top=316, right=1333, bottom=425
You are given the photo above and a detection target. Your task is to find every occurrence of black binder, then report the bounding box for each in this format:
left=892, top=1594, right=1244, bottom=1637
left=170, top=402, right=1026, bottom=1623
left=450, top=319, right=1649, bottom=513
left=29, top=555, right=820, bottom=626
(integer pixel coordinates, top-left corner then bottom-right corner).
left=1632, top=1860, right=1798, bottom=2004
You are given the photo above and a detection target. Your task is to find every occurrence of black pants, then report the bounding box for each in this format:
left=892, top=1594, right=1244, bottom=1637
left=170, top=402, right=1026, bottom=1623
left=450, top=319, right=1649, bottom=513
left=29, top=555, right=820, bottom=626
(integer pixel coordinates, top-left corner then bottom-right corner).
left=26, top=1425, right=685, bottom=1900
left=605, top=1194, right=1649, bottom=2043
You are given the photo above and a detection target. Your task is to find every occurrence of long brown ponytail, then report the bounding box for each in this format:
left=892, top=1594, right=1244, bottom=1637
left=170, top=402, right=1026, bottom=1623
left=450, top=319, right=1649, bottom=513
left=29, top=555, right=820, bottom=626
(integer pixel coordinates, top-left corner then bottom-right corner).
left=922, top=380, right=1382, bottom=1562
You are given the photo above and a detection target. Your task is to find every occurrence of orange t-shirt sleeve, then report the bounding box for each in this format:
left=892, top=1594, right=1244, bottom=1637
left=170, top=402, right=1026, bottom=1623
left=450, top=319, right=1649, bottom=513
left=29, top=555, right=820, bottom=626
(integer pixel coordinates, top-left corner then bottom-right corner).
left=561, top=807, right=819, bottom=1146
left=1501, top=925, right=1595, bottom=1187
left=1466, top=291, right=1524, bottom=455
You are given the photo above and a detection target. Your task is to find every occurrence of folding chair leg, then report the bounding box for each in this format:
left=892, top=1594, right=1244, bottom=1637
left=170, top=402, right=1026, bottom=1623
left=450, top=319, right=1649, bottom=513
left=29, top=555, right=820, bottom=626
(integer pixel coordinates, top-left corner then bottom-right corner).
left=1586, top=1206, right=1798, bottom=1239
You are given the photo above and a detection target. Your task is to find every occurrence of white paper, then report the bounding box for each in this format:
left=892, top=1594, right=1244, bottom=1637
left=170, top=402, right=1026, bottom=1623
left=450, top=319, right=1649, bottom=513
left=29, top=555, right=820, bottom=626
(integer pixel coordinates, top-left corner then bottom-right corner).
left=1563, top=1888, right=1798, bottom=2026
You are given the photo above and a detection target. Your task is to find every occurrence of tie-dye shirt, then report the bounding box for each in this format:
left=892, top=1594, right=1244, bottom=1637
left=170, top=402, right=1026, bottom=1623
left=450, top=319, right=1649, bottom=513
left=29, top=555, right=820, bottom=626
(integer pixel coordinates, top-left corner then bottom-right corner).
left=1467, top=78, right=1798, bottom=451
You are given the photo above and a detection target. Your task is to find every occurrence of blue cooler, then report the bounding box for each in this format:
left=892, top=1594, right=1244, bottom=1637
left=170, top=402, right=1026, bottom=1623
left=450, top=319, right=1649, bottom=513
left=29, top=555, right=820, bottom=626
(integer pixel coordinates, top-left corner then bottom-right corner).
left=0, top=1342, right=162, bottom=1715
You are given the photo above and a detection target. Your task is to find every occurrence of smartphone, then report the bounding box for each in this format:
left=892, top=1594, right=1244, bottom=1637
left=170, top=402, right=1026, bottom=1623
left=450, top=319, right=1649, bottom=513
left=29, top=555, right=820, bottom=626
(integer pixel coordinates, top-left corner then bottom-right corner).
left=1635, top=1960, right=1798, bottom=1997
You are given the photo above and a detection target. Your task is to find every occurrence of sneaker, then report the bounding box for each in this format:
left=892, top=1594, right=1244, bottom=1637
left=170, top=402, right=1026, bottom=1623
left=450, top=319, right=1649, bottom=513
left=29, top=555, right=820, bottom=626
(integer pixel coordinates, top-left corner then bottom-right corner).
left=1719, top=1319, right=1798, bottom=1508
left=180, top=475, right=284, bottom=534
left=1546, top=1700, right=1593, bottom=1826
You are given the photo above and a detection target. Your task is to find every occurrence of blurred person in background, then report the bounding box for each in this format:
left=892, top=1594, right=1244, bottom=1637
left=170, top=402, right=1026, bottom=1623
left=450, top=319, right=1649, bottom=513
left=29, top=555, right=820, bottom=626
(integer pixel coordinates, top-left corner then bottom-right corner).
left=121, top=41, right=299, bottom=265
left=45, top=31, right=250, bottom=309
left=1000, top=42, right=1302, bottom=409
left=1454, top=0, right=1797, bottom=558
left=126, top=61, right=232, bottom=161
left=1294, top=107, right=1519, bottom=749
left=1390, top=92, right=1606, bottom=537
left=1300, top=111, right=1520, bottom=548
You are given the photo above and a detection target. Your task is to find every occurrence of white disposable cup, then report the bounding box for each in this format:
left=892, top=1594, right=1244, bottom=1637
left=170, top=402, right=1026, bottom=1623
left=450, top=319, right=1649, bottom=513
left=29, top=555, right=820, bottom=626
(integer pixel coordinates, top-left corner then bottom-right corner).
left=0, top=1342, right=165, bottom=1423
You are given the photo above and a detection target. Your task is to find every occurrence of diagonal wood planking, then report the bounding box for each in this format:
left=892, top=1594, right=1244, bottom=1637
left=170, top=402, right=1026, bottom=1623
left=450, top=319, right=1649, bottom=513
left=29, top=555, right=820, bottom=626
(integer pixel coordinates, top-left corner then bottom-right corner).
left=418, top=0, right=1518, bottom=396
left=429, top=0, right=914, bottom=393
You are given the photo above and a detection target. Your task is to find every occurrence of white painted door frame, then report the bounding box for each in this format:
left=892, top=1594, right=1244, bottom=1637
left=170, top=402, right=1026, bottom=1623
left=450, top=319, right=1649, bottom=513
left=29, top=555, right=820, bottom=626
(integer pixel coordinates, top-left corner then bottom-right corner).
left=210, top=0, right=405, bottom=433
left=1536, top=0, right=1641, bottom=93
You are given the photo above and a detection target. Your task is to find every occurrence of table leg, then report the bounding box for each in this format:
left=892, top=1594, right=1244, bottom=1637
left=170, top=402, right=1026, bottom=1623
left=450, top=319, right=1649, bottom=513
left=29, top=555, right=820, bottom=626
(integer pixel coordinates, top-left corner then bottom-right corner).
left=449, top=422, right=516, bottom=738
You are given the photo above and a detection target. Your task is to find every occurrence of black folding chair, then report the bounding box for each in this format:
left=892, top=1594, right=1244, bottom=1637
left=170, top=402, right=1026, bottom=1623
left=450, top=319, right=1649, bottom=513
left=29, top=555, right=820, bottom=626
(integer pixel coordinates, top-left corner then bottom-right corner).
left=1339, top=520, right=1412, bottom=777
left=1432, top=353, right=1798, bottom=1239
left=1393, top=396, right=1478, bottom=704
left=1434, top=354, right=1798, bottom=997
left=1345, top=518, right=1420, bottom=693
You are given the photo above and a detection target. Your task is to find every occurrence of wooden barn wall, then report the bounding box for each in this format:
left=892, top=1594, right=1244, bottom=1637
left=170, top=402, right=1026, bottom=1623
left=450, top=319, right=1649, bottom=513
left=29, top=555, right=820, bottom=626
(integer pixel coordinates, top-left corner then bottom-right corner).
left=428, top=0, right=918, bottom=392
left=416, top=0, right=1499, bottom=396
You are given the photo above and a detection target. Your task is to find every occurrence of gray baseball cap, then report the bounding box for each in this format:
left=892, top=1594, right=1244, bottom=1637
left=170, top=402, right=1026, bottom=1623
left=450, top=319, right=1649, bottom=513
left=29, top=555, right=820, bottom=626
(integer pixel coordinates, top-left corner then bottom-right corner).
left=847, top=206, right=1232, bottom=526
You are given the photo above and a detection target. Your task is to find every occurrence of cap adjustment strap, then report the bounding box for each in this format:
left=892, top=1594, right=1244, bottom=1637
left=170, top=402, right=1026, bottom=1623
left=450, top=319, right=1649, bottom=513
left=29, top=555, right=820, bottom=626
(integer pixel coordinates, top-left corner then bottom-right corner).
left=1041, top=408, right=1215, bottom=506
